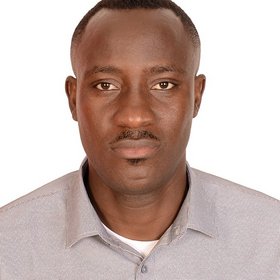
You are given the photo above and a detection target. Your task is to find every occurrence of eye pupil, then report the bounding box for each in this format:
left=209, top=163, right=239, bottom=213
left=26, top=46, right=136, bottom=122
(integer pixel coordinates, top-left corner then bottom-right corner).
left=101, top=83, right=110, bottom=90
left=160, top=82, right=169, bottom=89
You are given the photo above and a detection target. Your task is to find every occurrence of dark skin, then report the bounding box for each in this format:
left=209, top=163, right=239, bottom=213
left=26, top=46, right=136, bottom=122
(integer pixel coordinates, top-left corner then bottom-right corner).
left=66, top=9, right=206, bottom=241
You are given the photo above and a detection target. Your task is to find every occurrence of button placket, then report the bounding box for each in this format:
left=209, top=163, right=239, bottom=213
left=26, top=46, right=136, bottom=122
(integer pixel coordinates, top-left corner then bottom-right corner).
left=136, top=254, right=155, bottom=279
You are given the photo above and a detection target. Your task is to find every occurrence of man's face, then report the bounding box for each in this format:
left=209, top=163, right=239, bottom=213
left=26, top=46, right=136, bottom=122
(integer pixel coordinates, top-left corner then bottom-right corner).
left=66, top=9, right=205, bottom=195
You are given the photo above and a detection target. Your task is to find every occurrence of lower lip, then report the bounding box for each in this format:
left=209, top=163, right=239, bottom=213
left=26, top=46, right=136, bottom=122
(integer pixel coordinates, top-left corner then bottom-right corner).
left=112, top=146, right=159, bottom=159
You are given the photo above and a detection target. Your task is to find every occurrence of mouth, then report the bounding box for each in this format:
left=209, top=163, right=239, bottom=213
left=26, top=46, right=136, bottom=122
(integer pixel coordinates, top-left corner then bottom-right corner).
left=110, top=139, right=160, bottom=159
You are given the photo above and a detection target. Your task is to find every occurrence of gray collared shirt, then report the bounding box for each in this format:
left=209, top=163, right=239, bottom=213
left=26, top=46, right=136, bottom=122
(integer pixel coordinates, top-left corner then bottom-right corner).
left=1, top=160, right=280, bottom=279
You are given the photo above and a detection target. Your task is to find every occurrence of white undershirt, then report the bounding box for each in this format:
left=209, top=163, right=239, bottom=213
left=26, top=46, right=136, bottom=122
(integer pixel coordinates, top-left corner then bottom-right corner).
left=103, top=224, right=159, bottom=257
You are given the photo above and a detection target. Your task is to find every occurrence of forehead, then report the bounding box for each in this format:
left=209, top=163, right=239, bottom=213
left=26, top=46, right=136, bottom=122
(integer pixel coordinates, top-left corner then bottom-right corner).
left=74, top=9, right=196, bottom=76
left=83, top=8, right=187, bottom=40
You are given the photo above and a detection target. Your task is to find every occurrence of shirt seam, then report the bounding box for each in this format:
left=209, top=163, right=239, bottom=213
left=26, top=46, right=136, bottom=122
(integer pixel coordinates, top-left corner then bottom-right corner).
left=0, top=187, right=69, bottom=214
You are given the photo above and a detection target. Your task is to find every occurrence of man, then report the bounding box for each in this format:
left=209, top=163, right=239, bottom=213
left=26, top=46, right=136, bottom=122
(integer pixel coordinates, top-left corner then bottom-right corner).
left=1, top=0, right=279, bottom=279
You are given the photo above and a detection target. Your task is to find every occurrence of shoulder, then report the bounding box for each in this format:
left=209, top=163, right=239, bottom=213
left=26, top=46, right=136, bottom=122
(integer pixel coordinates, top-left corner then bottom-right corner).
left=0, top=171, right=80, bottom=275
left=191, top=168, right=280, bottom=231
left=0, top=171, right=79, bottom=221
left=192, top=167, right=279, bottom=205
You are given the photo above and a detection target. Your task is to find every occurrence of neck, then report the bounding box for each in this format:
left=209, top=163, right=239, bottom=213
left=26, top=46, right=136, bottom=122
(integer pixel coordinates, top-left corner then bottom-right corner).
left=86, top=162, right=188, bottom=241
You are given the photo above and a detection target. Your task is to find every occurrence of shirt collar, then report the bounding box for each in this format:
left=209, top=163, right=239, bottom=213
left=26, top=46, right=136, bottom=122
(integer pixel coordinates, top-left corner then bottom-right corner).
left=66, top=159, right=104, bottom=248
left=66, top=159, right=218, bottom=248
left=173, top=164, right=218, bottom=237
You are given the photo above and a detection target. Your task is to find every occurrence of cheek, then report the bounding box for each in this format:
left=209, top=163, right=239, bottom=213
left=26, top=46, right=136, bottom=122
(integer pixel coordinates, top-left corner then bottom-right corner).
left=76, top=94, right=109, bottom=150
left=162, top=96, right=194, bottom=152
left=163, top=96, right=193, bottom=131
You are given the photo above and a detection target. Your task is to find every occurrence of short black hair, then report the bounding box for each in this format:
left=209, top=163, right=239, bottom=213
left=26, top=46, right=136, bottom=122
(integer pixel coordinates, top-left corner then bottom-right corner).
left=71, top=0, right=200, bottom=57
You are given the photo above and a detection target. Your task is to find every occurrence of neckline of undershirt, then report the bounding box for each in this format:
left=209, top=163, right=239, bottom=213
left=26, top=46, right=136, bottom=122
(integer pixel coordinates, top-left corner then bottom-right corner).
left=103, top=224, right=159, bottom=257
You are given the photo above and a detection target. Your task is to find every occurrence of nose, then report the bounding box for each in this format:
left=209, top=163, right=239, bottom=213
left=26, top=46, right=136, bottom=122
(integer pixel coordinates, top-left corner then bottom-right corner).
left=112, top=88, right=155, bottom=129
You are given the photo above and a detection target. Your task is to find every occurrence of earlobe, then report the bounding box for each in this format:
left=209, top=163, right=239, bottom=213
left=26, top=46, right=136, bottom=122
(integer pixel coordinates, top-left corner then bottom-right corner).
left=65, top=76, right=78, bottom=121
left=193, top=74, right=206, bottom=118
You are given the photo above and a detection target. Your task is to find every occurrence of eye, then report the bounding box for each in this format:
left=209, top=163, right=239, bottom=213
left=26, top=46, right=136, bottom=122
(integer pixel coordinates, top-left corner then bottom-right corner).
left=95, top=82, right=118, bottom=91
left=151, top=81, right=175, bottom=90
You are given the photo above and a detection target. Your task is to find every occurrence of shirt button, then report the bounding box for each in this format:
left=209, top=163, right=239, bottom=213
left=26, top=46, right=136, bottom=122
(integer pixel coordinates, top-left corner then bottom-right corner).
left=175, top=227, right=180, bottom=236
left=141, top=265, right=148, bottom=273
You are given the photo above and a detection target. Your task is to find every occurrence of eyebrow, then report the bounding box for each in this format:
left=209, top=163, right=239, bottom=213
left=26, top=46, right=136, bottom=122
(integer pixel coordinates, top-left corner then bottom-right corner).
left=85, top=65, right=122, bottom=78
left=84, top=64, right=186, bottom=78
left=147, top=65, right=186, bottom=75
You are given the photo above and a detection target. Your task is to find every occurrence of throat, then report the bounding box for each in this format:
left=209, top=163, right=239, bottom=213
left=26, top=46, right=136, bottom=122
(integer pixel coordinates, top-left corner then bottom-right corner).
left=90, top=185, right=187, bottom=241
left=84, top=160, right=189, bottom=241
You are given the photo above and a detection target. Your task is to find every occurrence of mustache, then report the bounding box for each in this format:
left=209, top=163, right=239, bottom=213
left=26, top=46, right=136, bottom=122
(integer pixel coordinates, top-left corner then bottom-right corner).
left=111, top=130, right=159, bottom=143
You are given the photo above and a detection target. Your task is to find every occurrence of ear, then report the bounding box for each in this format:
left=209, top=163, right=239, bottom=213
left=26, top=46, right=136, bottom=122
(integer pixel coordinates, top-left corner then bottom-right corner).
left=193, top=74, right=206, bottom=118
left=65, top=76, right=78, bottom=121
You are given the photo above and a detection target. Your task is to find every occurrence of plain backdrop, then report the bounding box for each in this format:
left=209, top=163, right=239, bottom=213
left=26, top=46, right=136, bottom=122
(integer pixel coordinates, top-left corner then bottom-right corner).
left=0, top=0, right=279, bottom=207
